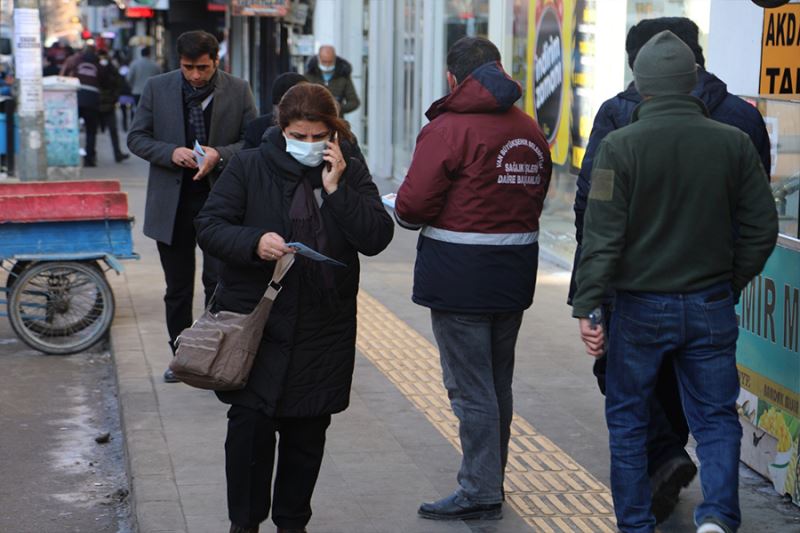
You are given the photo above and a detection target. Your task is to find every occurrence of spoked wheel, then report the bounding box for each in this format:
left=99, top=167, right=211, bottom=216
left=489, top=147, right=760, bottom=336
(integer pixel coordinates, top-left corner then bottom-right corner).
left=7, top=261, right=115, bottom=355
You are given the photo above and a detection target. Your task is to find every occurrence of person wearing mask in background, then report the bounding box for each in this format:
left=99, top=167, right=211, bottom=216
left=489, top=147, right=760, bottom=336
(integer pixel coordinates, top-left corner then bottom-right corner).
left=63, top=45, right=102, bottom=167
left=573, top=31, right=777, bottom=533
left=127, top=30, right=257, bottom=383
left=568, top=17, right=773, bottom=523
left=395, top=37, right=552, bottom=521
left=195, top=82, right=393, bottom=533
left=305, top=45, right=360, bottom=116
left=97, top=49, right=129, bottom=163
left=243, top=72, right=307, bottom=149
left=127, top=46, right=162, bottom=109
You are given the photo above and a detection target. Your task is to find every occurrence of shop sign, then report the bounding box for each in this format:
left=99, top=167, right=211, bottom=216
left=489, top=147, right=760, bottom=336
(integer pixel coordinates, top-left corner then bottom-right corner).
left=736, top=236, right=800, bottom=504
left=525, top=0, right=574, bottom=166
left=125, top=7, right=155, bottom=18
left=231, top=0, right=289, bottom=17
left=127, top=0, right=169, bottom=9
left=759, top=3, right=800, bottom=95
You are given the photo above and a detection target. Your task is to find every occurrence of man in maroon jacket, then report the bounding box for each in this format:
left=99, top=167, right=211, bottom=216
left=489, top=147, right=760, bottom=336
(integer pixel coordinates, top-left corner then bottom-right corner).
left=395, top=36, right=552, bottom=521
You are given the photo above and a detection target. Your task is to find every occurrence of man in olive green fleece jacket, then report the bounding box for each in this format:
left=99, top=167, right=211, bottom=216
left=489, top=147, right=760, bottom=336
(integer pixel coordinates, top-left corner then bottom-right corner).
left=572, top=31, right=777, bottom=533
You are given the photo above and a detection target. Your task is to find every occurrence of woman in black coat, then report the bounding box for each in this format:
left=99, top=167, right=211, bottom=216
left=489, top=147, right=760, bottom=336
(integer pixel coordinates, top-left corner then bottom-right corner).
left=195, top=83, right=393, bottom=533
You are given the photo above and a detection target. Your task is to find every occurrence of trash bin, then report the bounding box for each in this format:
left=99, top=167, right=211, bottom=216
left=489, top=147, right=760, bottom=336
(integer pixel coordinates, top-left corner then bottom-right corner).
left=43, top=76, right=80, bottom=178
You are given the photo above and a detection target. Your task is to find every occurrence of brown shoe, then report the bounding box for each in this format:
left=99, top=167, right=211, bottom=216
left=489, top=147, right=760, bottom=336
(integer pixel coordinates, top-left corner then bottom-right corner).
left=230, top=524, right=258, bottom=533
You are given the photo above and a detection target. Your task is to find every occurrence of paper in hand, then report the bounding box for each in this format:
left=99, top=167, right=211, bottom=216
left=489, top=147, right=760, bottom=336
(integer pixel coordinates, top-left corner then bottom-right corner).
left=382, top=193, right=397, bottom=209
left=193, top=140, right=206, bottom=167
left=286, top=242, right=347, bottom=267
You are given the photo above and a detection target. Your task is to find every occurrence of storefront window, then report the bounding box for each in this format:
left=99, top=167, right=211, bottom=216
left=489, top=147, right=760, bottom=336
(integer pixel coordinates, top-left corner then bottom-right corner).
left=445, top=0, right=489, bottom=52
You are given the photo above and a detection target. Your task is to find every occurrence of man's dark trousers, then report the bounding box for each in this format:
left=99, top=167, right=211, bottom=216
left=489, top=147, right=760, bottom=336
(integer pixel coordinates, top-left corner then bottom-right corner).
left=156, top=183, right=219, bottom=349
left=79, top=106, right=99, bottom=163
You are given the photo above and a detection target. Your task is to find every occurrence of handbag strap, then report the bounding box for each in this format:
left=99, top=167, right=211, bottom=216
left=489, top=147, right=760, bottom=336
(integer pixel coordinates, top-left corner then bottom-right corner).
left=263, top=253, right=295, bottom=301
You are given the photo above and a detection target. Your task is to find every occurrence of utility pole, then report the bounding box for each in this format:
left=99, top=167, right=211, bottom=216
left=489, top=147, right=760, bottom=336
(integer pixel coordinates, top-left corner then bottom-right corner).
left=13, top=0, right=47, bottom=181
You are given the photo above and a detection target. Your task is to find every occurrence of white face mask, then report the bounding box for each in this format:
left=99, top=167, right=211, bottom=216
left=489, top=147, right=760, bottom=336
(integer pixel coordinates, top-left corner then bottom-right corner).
left=284, top=135, right=327, bottom=167
left=319, top=63, right=335, bottom=73
left=99, top=59, right=109, bottom=66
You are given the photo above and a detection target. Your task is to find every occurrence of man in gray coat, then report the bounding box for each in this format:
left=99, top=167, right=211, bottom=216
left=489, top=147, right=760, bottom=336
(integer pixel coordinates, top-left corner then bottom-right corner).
left=128, top=30, right=257, bottom=382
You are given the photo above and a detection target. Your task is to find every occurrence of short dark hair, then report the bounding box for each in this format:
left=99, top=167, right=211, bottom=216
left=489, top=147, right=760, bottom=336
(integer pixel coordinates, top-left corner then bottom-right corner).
left=141, top=46, right=151, bottom=57
left=626, top=17, right=704, bottom=68
left=176, top=31, right=219, bottom=61
left=446, top=37, right=501, bottom=84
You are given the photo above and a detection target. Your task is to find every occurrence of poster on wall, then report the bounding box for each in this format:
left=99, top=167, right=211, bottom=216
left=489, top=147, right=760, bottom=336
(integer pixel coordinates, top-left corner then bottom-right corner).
left=569, top=0, right=595, bottom=173
left=525, top=0, right=574, bottom=166
left=759, top=3, right=800, bottom=95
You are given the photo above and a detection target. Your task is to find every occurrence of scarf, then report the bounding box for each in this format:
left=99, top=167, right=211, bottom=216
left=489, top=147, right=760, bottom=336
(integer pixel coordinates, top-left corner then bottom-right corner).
left=181, top=72, right=217, bottom=145
left=288, top=176, right=337, bottom=305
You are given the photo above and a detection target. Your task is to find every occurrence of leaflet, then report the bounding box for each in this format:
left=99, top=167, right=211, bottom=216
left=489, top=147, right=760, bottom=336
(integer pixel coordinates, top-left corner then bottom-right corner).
left=381, top=193, right=397, bottom=209
left=193, top=140, right=206, bottom=167
left=286, top=242, right=347, bottom=267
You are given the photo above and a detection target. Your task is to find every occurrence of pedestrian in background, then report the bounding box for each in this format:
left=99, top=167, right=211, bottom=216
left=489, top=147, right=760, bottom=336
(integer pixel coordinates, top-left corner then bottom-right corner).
left=394, top=36, right=552, bottom=521
left=305, top=45, right=360, bottom=116
left=127, top=46, right=161, bottom=109
left=63, top=45, right=102, bottom=167
left=243, top=72, right=307, bottom=149
left=195, top=82, right=393, bottom=533
left=568, top=17, right=773, bottom=523
left=97, top=49, right=129, bottom=163
left=573, top=30, right=777, bottom=533
left=127, top=30, right=256, bottom=383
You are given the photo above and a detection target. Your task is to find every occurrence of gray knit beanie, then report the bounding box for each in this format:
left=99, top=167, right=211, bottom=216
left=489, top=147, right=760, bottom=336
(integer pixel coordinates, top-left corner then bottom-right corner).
left=633, top=30, right=697, bottom=97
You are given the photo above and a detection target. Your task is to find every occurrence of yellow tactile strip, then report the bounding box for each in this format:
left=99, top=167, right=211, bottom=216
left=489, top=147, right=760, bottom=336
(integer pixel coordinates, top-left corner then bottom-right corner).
left=356, top=291, right=616, bottom=532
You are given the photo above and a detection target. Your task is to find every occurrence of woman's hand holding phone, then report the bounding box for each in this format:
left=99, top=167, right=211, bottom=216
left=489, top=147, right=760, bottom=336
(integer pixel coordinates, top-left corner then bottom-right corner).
left=322, top=132, right=346, bottom=194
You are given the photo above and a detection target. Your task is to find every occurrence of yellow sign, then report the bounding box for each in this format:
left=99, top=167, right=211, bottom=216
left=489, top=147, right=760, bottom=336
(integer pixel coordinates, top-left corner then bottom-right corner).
left=759, top=4, right=800, bottom=95
left=525, top=0, right=574, bottom=166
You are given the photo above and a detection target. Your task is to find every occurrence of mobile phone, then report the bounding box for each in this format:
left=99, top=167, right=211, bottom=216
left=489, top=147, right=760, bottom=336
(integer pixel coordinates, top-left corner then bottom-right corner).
left=325, top=132, right=337, bottom=172
left=588, top=307, right=603, bottom=330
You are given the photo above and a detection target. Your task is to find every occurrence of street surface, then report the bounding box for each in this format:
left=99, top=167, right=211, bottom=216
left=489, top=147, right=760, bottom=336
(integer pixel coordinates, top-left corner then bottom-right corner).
left=0, top=126, right=798, bottom=532
left=0, top=319, right=132, bottom=533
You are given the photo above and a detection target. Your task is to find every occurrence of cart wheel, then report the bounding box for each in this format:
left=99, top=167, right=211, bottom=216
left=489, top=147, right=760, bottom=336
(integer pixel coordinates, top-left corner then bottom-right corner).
left=14, top=261, right=106, bottom=336
left=5, top=260, right=30, bottom=289
left=7, top=261, right=115, bottom=355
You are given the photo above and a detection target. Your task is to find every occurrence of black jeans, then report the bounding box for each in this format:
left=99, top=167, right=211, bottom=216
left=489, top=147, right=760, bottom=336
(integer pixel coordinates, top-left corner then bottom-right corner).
left=99, top=109, right=124, bottom=158
left=225, top=405, right=331, bottom=529
left=79, top=106, right=99, bottom=161
left=593, top=304, right=691, bottom=476
left=155, top=187, right=218, bottom=350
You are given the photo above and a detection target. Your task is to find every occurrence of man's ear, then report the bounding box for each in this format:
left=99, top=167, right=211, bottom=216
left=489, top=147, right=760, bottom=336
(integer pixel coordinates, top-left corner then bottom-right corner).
left=446, top=71, right=458, bottom=92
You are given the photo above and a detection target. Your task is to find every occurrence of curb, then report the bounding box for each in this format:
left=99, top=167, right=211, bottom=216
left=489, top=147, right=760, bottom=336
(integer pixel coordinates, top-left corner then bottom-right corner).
left=109, top=270, right=188, bottom=533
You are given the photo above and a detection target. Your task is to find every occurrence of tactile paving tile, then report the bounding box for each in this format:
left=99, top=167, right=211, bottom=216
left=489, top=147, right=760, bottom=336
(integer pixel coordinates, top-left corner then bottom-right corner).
left=356, top=291, right=616, bottom=532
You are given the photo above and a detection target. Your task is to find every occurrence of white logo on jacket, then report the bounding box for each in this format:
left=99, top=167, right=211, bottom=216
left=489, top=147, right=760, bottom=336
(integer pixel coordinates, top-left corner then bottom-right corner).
left=495, top=138, right=546, bottom=186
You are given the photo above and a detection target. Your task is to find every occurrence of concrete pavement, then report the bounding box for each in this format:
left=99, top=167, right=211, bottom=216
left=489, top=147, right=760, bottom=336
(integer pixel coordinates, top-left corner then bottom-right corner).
left=78, top=132, right=800, bottom=533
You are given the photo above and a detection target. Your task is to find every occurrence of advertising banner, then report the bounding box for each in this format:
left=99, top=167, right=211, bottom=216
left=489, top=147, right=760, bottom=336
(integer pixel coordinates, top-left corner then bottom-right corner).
left=231, top=0, right=289, bottom=17
left=127, top=0, right=169, bottom=9
left=13, top=8, right=44, bottom=118
left=525, top=0, right=574, bottom=166
left=736, top=236, right=800, bottom=504
left=759, top=3, right=800, bottom=95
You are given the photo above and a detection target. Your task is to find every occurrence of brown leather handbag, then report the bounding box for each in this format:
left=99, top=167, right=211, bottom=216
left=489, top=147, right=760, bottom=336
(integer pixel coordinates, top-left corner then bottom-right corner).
left=170, top=254, right=295, bottom=391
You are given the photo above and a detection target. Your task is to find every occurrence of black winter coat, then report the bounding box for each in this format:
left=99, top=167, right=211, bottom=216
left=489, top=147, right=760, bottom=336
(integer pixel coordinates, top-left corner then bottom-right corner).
left=195, top=127, right=393, bottom=417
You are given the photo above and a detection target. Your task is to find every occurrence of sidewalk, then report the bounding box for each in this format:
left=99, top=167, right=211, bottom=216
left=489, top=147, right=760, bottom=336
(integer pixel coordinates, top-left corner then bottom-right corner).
left=81, top=131, right=800, bottom=533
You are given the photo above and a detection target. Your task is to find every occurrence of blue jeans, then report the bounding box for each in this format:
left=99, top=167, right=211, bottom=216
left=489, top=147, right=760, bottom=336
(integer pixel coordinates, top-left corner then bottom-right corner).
left=431, top=310, right=523, bottom=505
left=606, top=283, right=741, bottom=533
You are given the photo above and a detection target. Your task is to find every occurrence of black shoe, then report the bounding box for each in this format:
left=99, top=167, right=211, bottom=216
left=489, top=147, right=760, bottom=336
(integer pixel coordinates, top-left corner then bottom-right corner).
left=83, top=157, right=96, bottom=167
left=163, top=367, right=179, bottom=383
left=418, top=492, right=502, bottom=521
left=650, top=454, right=697, bottom=523
left=115, top=153, right=130, bottom=163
